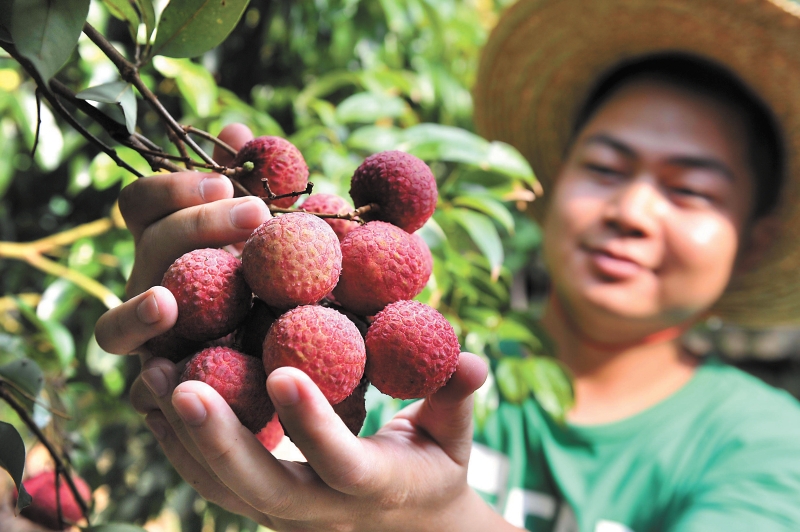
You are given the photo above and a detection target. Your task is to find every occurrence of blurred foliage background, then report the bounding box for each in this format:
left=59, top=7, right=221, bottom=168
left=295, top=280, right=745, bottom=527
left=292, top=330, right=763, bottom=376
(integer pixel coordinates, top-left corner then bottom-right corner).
left=0, top=0, right=798, bottom=530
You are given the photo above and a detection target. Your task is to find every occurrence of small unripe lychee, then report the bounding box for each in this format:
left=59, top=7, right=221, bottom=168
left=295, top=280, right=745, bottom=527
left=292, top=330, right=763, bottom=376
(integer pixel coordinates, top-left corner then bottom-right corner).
left=350, top=150, right=437, bottom=233
left=366, top=300, right=460, bottom=399
left=242, top=213, right=342, bottom=309
left=232, top=136, right=309, bottom=208
left=263, top=305, right=366, bottom=405
left=15, top=470, right=91, bottom=530
left=333, top=221, right=428, bottom=316
left=162, top=248, right=252, bottom=342
left=256, top=413, right=284, bottom=451
left=299, top=193, right=359, bottom=241
left=181, top=346, right=274, bottom=433
left=333, top=377, right=369, bottom=436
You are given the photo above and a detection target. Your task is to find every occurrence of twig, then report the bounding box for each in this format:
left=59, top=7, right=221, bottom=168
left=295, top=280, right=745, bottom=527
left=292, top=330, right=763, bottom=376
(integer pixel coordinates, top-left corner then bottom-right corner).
left=82, top=23, right=217, bottom=166
left=0, top=386, right=90, bottom=521
left=0, top=377, right=70, bottom=419
left=268, top=202, right=379, bottom=222
left=31, top=87, right=42, bottom=159
left=182, top=125, right=237, bottom=157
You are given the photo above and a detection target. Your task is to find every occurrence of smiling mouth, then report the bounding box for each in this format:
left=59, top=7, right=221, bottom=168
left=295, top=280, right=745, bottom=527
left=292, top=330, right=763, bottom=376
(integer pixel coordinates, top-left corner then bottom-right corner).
left=586, top=248, right=643, bottom=280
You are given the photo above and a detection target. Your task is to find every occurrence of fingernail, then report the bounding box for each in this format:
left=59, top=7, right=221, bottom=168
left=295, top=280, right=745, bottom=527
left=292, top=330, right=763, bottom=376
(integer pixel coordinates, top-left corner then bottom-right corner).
left=270, top=374, right=300, bottom=406
left=174, top=391, right=207, bottom=426
left=146, top=417, right=167, bottom=441
left=230, top=197, right=267, bottom=229
left=199, top=176, right=230, bottom=202
left=136, top=293, right=161, bottom=324
left=141, top=367, right=170, bottom=398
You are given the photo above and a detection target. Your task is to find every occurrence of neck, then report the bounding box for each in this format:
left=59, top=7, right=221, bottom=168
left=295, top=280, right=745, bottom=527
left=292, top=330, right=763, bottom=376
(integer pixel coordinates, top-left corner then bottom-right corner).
left=542, top=294, right=700, bottom=425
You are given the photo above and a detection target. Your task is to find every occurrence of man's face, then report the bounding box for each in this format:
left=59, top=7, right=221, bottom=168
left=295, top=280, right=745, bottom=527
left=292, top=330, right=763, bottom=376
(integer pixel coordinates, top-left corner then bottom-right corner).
left=543, top=79, right=757, bottom=332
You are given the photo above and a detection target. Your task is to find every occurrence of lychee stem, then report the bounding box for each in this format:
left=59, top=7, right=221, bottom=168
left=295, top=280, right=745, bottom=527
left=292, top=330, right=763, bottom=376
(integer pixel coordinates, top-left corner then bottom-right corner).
left=259, top=181, right=315, bottom=202
left=181, top=125, right=238, bottom=157
left=268, top=202, right=380, bottom=223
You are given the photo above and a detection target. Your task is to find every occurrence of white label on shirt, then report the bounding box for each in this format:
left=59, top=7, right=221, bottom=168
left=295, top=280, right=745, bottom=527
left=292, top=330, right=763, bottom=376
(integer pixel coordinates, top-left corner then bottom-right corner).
left=595, top=520, right=634, bottom=532
left=503, top=488, right=557, bottom=527
left=467, top=443, right=510, bottom=495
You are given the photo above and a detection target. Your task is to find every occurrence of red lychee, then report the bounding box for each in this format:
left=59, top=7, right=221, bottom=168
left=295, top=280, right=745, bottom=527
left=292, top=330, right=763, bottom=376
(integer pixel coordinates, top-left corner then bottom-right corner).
left=238, top=298, right=280, bottom=358
left=242, top=213, right=342, bottom=309
left=15, top=470, right=91, bottom=530
left=365, top=300, right=460, bottom=399
left=299, top=193, right=359, bottom=241
left=256, top=413, right=284, bottom=451
left=349, top=150, right=437, bottom=233
left=333, top=377, right=369, bottom=436
left=263, top=305, right=366, bottom=405
left=232, top=136, right=309, bottom=208
left=332, top=221, right=428, bottom=316
left=181, top=346, right=274, bottom=433
left=162, top=248, right=252, bottom=342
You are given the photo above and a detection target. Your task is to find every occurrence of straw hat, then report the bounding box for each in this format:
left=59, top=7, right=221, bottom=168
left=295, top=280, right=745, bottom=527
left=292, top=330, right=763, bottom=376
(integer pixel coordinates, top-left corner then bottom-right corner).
left=473, top=0, right=800, bottom=327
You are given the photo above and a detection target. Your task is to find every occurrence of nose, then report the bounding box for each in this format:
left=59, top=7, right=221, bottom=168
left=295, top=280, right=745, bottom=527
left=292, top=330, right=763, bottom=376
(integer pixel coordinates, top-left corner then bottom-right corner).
left=602, top=178, right=664, bottom=237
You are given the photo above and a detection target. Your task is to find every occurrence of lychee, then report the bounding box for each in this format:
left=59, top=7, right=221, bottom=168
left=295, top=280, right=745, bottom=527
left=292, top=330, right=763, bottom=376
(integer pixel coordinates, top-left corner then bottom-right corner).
left=365, top=300, right=460, bottom=399
left=231, top=136, right=309, bottom=208
left=333, top=377, right=369, bottom=436
left=349, top=150, right=437, bottom=233
left=238, top=298, right=280, bottom=358
left=15, top=470, right=91, bottom=530
left=263, top=305, right=366, bottom=405
left=299, top=193, right=359, bottom=241
left=332, top=221, right=428, bottom=316
left=242, top=213, right=342, bottom=309
left=181, top=346, right=274, bottom=433
left=162, top=248, right=252, bottom=342
left=256, top=413, right=284, bottom=451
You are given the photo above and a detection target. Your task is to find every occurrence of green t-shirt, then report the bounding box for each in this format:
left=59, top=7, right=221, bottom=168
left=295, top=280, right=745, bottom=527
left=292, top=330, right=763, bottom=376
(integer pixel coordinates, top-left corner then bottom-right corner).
left=364, top=358, right=800, bottom=531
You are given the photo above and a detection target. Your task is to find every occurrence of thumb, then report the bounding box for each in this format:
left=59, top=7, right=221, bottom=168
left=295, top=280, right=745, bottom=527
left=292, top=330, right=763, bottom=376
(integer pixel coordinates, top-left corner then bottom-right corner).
left=405, top=352, right=488, bottom=466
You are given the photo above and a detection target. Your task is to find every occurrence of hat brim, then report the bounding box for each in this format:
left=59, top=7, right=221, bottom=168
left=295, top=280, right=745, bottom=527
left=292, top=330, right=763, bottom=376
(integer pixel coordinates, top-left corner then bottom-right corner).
left=473, top=0, right=800, bottom=326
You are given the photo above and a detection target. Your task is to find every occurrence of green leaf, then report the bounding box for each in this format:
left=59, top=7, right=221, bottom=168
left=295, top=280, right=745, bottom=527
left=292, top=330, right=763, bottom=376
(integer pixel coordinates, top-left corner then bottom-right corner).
left=0, top=0, right=13, bottom=43
left=486, top=141, right=536, bottom=182
left=346, top=125, right=404, bottom=153
left=76, top=82, right=137, bottom=134
left=400, top=124, right=489, bottom=165
left=8, top=0, right=90, bottom=81
left=452, top=194, right=514, bottom=235
left=520, top=357, right=575, bottom=422
left=0, top=422, right=31, bottom=512
left=15, top=298, right=75, bottom=368
left=494, top=358, right=528, bottom=404
left=150, top=0, right=249, bottom=58
left=102, top=0, right=140, bottom=41
left=153, top=57, right=218, bottom=117
left=449, top=208, right=504, bottom=279
left=137, top=0, right=156, bottom=43
left=335, top=92, right=408, bottom=124
left=85, top=525, right=150, bottom=532
left=0, top=358, right=44, bottom=401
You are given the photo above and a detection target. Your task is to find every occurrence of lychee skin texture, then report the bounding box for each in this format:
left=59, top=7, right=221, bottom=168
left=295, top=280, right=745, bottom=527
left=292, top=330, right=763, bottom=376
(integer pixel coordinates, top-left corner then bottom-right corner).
left=232, top=136, right=309, bottom=208
left=263, top=305, right=366, bottom=405
left=256, top=413, right=284, bottom=451
left=16, top=470, right=91, bottom=530
left=300, top=193, right=359, bottom=241
left=332, top=221, right=428, bottom=316
left=181, top=346, right=274, bottom=433
left=350, top=150, right=437, bottom=233
left=242, top=213, right=342, bottom=310
left=333, top=377, right=369, bottom=436
left=162, top=248, right=252, bottom=342
left=366, top=300, right=460, bottom=399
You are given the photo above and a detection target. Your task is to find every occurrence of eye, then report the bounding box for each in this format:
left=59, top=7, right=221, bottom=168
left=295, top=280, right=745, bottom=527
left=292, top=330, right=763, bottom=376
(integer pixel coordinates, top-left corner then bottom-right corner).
left=585, top=163, right=622, bottom=177
left=668, top=186, right=713, bottom=203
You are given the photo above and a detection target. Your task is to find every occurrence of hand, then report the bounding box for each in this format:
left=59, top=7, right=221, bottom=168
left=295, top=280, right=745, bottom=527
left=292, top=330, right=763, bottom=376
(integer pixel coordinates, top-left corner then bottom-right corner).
left=137, top=351, right=513, bottom=531
left=94, top=123, right=270, bottom=357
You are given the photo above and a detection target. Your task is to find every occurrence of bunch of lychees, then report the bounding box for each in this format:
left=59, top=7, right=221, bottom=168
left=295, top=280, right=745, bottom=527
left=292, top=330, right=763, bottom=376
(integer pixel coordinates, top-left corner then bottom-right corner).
left=147, top=136, right=461, bottom=447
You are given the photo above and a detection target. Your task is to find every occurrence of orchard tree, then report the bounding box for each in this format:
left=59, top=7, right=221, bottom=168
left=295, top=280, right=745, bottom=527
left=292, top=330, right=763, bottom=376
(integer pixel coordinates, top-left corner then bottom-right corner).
left=0, top=0, right=571, bottom=529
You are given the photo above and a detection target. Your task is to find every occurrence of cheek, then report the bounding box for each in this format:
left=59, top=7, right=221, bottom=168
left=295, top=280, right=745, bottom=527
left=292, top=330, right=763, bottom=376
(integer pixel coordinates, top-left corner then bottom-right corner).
left=543, top=188, right=600, bottom=268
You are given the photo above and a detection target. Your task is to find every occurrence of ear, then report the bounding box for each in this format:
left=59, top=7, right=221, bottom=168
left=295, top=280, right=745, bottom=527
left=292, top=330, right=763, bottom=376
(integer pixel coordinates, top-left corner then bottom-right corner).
left=735, top=214, right=781, bottom=274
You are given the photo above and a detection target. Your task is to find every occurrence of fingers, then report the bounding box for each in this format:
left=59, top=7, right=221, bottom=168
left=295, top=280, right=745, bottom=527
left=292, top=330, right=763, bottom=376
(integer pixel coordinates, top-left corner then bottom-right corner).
left=214, top=124, right=253, bottom=167
left=95, top=287, right=178, bottom=355
left=400, top=352, right=488, bottom=466
left=126, top=196, right=270, bottom=295
left=144, top=410, right=272, bottom=526
left=119, top=172, right=234, bottom=242
left=170, top=378, right=343, bottom=520
left=266, top=368, right=371, bottom=494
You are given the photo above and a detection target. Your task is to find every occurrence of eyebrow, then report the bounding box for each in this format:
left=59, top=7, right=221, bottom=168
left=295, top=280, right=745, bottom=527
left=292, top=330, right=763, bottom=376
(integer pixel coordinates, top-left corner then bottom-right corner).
left=581, top=133, right=736, bottom=181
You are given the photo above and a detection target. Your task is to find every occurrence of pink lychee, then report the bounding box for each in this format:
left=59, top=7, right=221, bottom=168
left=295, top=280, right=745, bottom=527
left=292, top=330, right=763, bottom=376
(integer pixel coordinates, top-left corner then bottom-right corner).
left=232, top=136, right=309, bottom=208
left=15, top=470, right=91, bottom=530
left=299, top=193, right=359, bottom=241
